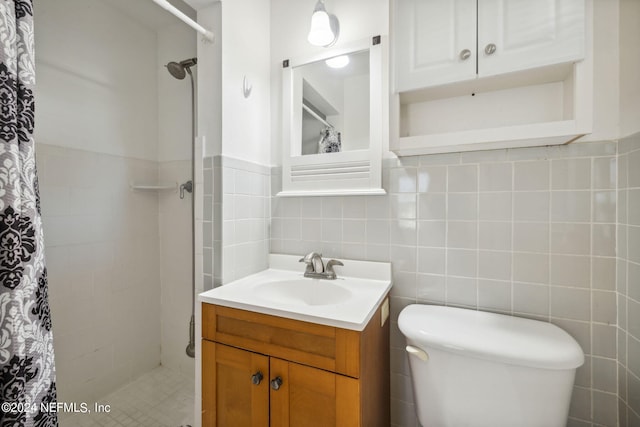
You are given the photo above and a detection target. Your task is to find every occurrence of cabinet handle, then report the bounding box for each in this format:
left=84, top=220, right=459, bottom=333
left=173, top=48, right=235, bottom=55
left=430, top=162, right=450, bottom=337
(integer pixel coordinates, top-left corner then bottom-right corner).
left=251, top=371, right=263, bottom=385
left=270, top=376, right=283, bottom=391
left=484, top=43, right=497, bottom=55
left=459, top=49, right=471, bottom=60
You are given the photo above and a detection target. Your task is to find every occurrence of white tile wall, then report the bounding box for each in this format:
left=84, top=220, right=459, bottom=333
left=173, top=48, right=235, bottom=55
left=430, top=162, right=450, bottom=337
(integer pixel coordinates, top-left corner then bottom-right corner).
left=158, top=160, right=195, bottom=375
left=37, top=144, right=161, bottom=405
left=204, top=156, right=270, bottom=286
left=617, top=132, right=640, bottom=427
left=39, top=146, right=199, bottom=408
left=202, top=157, right=218, bottom=291
left=270, top=141, right=620, bottom=427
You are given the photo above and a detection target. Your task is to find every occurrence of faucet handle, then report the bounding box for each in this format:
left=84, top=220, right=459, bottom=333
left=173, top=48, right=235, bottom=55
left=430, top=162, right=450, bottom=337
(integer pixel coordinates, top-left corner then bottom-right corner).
left=300, top=252, right=323, bottom=274
left=300, top=252, right=326, bottom=274
left=326, top=259, right=343, bottom=268
left=325, top=259, right=344, bottom=279
left=300, top=252, right=322, bottom=263
left=299, top=256, right=313, bottom=273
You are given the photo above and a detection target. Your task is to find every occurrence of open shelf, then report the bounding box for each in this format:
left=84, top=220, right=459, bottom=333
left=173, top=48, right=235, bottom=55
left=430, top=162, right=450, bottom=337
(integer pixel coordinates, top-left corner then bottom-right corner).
left=390, top=62, right=592, bottom=156
left=129, top=182, right=178, bottom=192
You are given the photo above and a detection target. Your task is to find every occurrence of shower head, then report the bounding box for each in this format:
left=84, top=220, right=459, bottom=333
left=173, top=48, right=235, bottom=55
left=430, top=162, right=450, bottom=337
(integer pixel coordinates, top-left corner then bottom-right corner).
left=166, top=62, right=186, bottom=79
left=166, top=57, right=198, bottom=80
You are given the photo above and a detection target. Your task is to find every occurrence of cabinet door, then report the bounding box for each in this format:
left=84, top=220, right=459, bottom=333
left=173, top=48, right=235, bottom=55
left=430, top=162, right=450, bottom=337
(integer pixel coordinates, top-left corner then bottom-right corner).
left=270, top=358, right=360, bottom=427
left=478, top=0, right=585, bottom=77
left=394, top=0, right=476, bottom=92
left=202, top=341, right=269, bottom=427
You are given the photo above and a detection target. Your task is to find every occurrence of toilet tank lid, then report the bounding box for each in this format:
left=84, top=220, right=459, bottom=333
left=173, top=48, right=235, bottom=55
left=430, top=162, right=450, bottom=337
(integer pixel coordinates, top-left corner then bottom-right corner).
left=398, top=305, right=584, bottom=370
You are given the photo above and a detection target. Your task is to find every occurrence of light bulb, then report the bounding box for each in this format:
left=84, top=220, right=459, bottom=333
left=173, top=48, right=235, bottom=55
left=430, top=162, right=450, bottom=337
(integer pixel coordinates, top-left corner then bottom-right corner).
left=325, top=55, right=350, bottom=68
left=307, top=9, right=335, bottom=47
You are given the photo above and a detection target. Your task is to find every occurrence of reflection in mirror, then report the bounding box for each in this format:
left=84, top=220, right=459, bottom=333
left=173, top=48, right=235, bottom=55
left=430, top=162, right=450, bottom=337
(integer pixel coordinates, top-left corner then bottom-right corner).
left=297, top=50, right=370, bottom=156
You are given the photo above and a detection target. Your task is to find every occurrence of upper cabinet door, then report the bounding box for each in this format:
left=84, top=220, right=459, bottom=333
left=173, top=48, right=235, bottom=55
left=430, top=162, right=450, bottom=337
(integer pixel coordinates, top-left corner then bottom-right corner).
left=394, top=0, right=477, bottom=92
left=477, top=0, right=585, bottom=77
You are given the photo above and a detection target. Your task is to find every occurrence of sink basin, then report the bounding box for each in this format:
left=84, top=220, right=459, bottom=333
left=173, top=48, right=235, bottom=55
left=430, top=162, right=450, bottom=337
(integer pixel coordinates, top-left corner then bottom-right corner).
left=199, top=254, right=392, bottom=330
left=254, top=279, right=353, bottom=306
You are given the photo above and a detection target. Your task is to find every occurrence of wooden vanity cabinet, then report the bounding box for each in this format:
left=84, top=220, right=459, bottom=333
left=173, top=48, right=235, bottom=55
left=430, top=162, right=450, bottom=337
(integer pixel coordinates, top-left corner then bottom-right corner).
left=202, top=342, right=269, bottom=426
left=201, top=299, right=390, bottom=427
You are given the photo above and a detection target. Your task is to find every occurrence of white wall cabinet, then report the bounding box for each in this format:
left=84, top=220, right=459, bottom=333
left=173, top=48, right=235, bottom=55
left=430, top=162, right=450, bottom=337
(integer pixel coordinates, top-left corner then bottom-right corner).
left=394, top=0, right=477, bottom=92
left=396, top=0, right=585, bottom=92
left=392, top=0, right=591, bottom=156
left=478, top=0, right=585, bottom=78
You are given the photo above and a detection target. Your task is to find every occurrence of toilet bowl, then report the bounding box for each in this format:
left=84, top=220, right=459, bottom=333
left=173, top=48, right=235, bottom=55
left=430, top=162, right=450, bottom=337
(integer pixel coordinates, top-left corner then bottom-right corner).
left=398, top=304, right=584, bottom=427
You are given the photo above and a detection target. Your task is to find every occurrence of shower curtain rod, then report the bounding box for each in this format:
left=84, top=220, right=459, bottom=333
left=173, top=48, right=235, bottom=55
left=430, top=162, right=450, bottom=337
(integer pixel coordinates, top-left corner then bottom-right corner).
left=152, top=0, right=215, bottom=42
left=302, top=104, right=334, bottom=129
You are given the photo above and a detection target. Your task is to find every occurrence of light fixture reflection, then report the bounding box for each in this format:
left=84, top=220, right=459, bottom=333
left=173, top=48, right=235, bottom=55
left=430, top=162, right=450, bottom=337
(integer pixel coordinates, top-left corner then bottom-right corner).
left=325, top=55, right=350, bottom=69
left=307, top=0, right=339, bottom=47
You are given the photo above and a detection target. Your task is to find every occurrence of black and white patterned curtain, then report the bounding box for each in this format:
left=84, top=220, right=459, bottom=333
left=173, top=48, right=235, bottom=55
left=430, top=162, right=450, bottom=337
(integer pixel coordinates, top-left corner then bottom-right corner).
left=0, top=1, right=57, bottom=426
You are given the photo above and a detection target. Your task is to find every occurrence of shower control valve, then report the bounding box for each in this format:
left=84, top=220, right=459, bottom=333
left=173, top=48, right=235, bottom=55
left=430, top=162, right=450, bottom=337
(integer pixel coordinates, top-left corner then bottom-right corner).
left=179, top=180, right=193, bottom=199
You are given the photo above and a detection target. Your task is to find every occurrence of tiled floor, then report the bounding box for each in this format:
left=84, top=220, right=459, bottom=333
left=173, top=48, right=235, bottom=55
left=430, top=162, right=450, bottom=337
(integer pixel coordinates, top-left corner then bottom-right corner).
left=62, top=366, right=195, bottom=427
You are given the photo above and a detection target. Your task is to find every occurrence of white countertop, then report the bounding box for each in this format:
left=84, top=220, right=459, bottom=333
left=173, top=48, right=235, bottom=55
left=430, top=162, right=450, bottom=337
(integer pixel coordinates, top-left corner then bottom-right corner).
left=199, top=254, right=392, bottom=331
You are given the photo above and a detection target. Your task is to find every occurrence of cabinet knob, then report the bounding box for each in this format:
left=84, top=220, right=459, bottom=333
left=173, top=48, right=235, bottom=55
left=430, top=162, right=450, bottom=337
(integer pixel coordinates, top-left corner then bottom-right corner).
left=459, top=49, right=471, bottom=60
left=270, top=376, right=283, bottom=391
left=484, top=43, right=497, bottom=55
left=251, top=371, right=263, bottom=385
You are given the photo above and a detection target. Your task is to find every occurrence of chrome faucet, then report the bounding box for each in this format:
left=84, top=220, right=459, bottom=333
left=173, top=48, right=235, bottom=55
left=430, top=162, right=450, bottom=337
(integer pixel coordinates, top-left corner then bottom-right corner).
left=299, top=252, right=344, bottom=280
left=300, top=252, right=324, bottom=274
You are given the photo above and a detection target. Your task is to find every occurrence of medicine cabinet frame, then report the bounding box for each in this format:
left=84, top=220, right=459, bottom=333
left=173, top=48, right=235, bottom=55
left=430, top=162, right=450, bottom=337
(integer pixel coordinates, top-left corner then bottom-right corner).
left=279, top=36, right=386, bottom=197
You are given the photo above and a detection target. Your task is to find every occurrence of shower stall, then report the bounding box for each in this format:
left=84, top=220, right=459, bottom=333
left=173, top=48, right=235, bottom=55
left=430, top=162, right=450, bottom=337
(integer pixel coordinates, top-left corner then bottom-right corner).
left=33, top=0, right=202, bottom=425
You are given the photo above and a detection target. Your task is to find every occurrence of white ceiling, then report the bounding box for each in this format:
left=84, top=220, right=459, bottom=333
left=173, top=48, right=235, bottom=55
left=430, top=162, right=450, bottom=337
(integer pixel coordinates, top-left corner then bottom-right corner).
left=102, top=0, right=197, bottom=30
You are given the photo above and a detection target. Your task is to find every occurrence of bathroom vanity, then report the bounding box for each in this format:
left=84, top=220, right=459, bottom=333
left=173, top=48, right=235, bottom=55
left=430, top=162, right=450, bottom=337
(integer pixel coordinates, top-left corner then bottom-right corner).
left=199, top=255, right=391, bottom=426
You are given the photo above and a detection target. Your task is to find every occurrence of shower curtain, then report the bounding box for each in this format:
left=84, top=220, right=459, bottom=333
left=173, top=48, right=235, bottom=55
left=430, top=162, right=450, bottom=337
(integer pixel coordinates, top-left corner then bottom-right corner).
left=0, top=1, right=57, bottom=426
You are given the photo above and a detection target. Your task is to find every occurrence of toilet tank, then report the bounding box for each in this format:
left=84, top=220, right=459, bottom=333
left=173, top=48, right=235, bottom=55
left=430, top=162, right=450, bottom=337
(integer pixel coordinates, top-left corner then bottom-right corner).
left=398, top=305, right=584, bottom=427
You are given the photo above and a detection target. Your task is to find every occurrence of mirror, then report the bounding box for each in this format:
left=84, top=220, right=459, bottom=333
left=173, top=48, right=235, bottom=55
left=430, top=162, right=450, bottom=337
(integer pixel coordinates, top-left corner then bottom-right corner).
left=298, top=50, right=370, bottom=156
left=280, top=36, right=385, bottom=196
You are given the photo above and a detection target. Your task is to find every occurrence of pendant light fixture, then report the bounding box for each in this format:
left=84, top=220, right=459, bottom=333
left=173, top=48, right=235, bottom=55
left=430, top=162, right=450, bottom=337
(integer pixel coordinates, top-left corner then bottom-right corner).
left=307, top=0, right=340, bottom=47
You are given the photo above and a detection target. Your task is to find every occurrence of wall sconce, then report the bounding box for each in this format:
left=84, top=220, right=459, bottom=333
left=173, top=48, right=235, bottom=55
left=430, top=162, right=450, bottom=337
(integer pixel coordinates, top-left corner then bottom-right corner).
left=307, top=0, right=340, bottom=47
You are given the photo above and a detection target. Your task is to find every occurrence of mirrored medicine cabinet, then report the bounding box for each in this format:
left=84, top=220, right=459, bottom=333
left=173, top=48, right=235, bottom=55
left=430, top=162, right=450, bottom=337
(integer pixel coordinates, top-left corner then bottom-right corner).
left=279, top=36, right=387, bottom=197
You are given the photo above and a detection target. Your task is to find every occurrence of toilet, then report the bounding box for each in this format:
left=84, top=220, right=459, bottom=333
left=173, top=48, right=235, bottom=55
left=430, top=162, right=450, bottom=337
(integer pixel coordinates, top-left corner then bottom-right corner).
left=398, top=304, right=584, bottom=427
